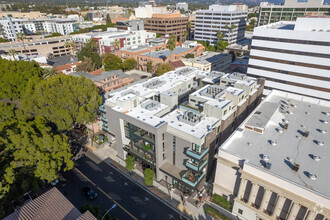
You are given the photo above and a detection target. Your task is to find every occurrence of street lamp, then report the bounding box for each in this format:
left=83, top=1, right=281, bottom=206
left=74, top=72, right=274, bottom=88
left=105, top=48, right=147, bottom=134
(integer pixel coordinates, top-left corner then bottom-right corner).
left=101, top=204, right=117, bottom=220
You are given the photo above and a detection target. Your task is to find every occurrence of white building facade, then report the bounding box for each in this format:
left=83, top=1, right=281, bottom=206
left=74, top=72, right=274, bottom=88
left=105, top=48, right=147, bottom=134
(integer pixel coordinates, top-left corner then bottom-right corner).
left=176, top=2, right=189, bottom=12
left=194, top=4, right=248, bottom=45
left=247, top=17, right=330, bottom=100
left=214, top=90, right=330, bottom=220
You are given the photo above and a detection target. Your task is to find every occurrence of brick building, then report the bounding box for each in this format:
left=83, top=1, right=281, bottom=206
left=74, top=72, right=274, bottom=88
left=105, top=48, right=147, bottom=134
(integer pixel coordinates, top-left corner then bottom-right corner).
left=144, top=13, right=189, bottom=42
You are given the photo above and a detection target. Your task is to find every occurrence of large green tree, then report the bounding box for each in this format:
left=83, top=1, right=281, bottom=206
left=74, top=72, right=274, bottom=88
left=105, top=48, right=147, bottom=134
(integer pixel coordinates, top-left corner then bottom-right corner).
left=156, top=63, right=173, bottom=76
left=147, top=61, right=153, bottom=73
left=125, top=155, right=134, bottom=172
left=215, top=40, right=229, bottom=52
left=0, top=58, right=43, bottom=100
left=0, top=114, right=73, bottom=198
left=103, top=54, right=123, bottom=71
left=76, top=57, right=95, bottom=72
left=167, top=34, right=176, bottom=60
left=106, top=14, right=112, bottom=25
left=144, top=168, right=154, bottom=186
left=122, top=58, right=137, bottom=71
left=21, top=75, right=102, bottom=131
left=78, top=39, right=102, bottom=70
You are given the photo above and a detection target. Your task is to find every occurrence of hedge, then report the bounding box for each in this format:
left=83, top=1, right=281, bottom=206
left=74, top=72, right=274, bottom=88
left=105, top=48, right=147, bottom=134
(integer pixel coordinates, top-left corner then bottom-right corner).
left=213, top=194, right=231, bottom=211
left=205, top=206, right=230, bottom=220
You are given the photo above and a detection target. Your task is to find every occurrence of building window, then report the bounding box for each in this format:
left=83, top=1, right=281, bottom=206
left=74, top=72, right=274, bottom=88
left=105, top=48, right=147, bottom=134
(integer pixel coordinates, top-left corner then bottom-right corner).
left=173, top=136, right=176, bottom=165
left=238, top=209, right=243, bottom=215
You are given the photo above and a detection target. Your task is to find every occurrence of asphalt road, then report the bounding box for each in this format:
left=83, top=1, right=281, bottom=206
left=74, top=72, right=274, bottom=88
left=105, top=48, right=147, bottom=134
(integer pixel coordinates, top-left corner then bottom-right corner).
left=58, top=152, right=188, bottom=220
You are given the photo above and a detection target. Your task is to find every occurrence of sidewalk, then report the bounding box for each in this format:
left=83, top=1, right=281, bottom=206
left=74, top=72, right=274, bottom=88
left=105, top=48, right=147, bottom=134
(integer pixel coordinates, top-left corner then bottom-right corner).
left=91, top=144, right=207, bottom=220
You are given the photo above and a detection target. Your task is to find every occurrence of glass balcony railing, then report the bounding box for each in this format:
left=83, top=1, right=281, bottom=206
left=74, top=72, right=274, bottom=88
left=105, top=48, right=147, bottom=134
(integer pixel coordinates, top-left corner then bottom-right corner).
left=102, top=125, right=109, bottom=131
left=99, top=105, right=106, bottom=112
left=101, top=115, right=108, bottom=122
left=186, top=147, right=209, bottom=160
left=181, top=170, right=206, bottom=188
left=123, top=144, right=155, bottom=165
left=185, top=159, right=207, bottom=172
left=133, top=130, right=155, bottom=144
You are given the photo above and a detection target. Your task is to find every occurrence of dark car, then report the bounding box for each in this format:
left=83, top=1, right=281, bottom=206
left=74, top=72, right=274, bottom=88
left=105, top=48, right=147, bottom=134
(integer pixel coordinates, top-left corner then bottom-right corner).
left=82, top=186, right=97, bottom=200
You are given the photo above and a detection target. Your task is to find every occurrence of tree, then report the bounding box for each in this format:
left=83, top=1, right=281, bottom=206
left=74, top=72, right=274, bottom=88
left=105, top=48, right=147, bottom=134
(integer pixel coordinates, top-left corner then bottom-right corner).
left=0, top=37, right=9, bottom=43
left=144, top=168, right=154, bottom=186
left=230, top=24, right=237, bottom=30
left=7, top=49, right=17, bottom=60
left=16, top=32, right=29, bottom=61
left=64, top=41, right=75, bottom=63
left=147, top=61, right=153, bottom=73
left=184, top=53, right=194, bottom=59
left=217, top=30, right=224, bottom=41
left=0, top=58, right=43, bottom=100
left=215, top=40, right=228, bottom=52
left=113, top=38, right=120, bottom=50
left=167, top=34, right=176, bottom=61
left=122, top=58, right=137, bottom=71
left=187, top=21, right=191, bottom=40
left=103, top=54, right=123, bottom=71
left=156, top=63, right=173, bottom=76
left=156, top=33, right=161, bottom=38
left=125, top=155, right=134, bottom=172
left=41, top=68, right=58, bottom=80
left=47, top=32, right=63, bottom=38
left=184, top=30, right=188, bottom=40
left=76, top=57, right=95, bottom=72
left=78, top=39, right=102, bottom=70
left=0, top=115, right=74, bottom=198
left=35, top=31, right=42, bottom=35
left=20, top=75, right=102, bottom=131
left=106, top=14, right=112, bottom=25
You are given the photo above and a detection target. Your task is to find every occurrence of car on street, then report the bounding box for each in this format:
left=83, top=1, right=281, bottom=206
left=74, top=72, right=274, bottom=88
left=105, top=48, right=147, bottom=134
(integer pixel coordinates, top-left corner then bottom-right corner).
left=82, top=186, right=97, bottom=200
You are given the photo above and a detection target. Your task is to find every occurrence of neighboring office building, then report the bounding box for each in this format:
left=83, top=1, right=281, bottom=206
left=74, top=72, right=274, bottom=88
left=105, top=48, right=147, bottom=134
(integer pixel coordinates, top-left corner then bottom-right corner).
left=72, top=29, right=156, bottom=55
left=194, top=4, right=248, bottom=45
left=134, top=5, right=167, bottom=19
left=182, top=51, right=232, bottom=72
left=144, top=13, right=189, bottom=42
left=102, top=66, right=263, bottom=195
left=247, top=17, right=330, bottom=100
left=4, top=187, right=96, bottom=220
left=42, top=19, right=79, bottom=35
left=138, top=43, right=205, bottom=72
left=0, top=35, right=73, bottom=57
left=0, top=11, right=47, bottom=19
left=116, top=20, right=144, bottom=31
left=258, top=0, right=330, bottom=26
left=214, top=90, right=330, bottom=220
left=176, top=2, right=189, bottom=12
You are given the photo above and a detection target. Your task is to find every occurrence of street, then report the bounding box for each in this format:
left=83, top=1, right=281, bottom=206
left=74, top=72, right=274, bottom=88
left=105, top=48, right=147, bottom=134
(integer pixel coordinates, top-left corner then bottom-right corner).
left=58, top=152, right=188, bottom=220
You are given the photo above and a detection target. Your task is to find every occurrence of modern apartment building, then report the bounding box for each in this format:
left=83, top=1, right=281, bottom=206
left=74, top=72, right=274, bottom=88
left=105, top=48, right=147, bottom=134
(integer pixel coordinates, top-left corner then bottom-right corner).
left=247, top=17, right=330, bottom=100
left=194, top=4, right=248, bottom=45
left=144, top=13, right=189, bottom=42
left=258, top=0, right=330, bottom=26
left=182, top=51, right=232, bottom=72
left=72, top=29, right=156, bottom=55
left=214, top=90, right=330, bottom=220
left=102, top=67, right=263, bottom=194
left=0, top=17, right=79, bottom=41
left=0, top=36, right=73, bottom=57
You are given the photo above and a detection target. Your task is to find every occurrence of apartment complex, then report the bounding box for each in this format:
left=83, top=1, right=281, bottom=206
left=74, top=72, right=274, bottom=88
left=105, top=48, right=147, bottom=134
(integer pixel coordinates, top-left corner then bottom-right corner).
left=258, top=0, right=330, bottom=26
left=194, top=4, right=248, bottom=45
left=182, top=51, right=232, bottom=72
left=72, top=29, right=156, bottom=55
left=144, top=13, right=189, bottom=42
left=0, top=35, right=73, bottom=57
left=0, top=17, right=79, bottom=41
left=102, top=67, right=263, bottom=194
left=247, top=17, right=330, bottom=100
left=214, top=90, right=330, bottom=220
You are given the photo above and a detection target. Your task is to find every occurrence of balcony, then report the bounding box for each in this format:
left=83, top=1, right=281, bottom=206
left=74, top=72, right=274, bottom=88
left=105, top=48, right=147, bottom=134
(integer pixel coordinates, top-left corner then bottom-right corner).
left=133, top=140, right=154, bottom=155
left=185, top=159, right=207, bottom=172
left=102, top=125, right=109, bottom=131
left=133, top=130, right=155, bottom=144
left=101, top=115, right=108, bottom=122
left=99, top=105, right=106, bottom=112
left=181, top=170, right=206, bottom=188
left=123, top=144, right=155, bottom=165
left=186, top=147, right=209, bottom=160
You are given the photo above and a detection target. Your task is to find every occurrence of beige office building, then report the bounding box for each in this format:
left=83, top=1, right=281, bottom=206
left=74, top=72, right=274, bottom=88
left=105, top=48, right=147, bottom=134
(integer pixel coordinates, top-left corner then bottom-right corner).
left=214, top=90, right=330, bottom=220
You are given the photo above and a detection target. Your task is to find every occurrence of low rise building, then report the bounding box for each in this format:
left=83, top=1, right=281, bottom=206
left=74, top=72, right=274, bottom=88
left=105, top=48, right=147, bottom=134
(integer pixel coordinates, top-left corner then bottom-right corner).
left=214, top=90, right=330, bottom=220
left=144, top=13, right=189, bottom=42
left=135, top=5, right=168, bottom=19
left=176, top=2, right=189, bottom=12
left=0, top=11, right=47, bottom=19
left=0, top=35, right=73, bottom=57
left=102, top=67, right=264, bottom=195
left=182, top=51, right=232, bottom=72
left=116, top=20, right=144, bottom=31
left=54, top=62, right=81, bottom=74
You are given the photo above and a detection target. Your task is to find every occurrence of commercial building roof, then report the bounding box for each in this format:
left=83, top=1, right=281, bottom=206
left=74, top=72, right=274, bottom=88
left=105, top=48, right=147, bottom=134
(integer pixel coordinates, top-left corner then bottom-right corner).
left=220, top=90, right=330, bottom=198
left=183, top=51, right=231, bottom=65
left=71, top=70, right=128, bottom=82
left=141, top=47, right=190, bottom=59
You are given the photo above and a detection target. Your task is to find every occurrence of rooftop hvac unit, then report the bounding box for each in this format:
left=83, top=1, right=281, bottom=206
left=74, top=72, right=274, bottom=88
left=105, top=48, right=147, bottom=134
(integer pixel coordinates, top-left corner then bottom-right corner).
left=304, top=131, right=309, bottom=137
left=265, top=162, right=272, bottom=170
left=283, top=123, right=289, bottom=130
left=292, top=163, right=299, bottom=172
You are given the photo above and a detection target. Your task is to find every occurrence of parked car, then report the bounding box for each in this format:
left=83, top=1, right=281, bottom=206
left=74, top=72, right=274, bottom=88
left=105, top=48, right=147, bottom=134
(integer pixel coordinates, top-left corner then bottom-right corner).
left=82, top=186, right=97, bottom=200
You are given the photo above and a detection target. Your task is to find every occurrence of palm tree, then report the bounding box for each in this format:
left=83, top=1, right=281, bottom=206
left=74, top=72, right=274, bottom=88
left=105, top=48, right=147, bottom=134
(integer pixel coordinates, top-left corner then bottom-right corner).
left=184, top=30, right=188, bottom=41
left=187, top=21, right=191, bottom=40
left=7, top=49, right=17, bottom=61
left=217, top=30, right=224, bottom=41
left=16, top=32, right=29, bottom=61
left=167, top=34, right=176, bottom=62
left=113, top=38, right=120, bottom=50
left=65, top=41, right=75, bottom=63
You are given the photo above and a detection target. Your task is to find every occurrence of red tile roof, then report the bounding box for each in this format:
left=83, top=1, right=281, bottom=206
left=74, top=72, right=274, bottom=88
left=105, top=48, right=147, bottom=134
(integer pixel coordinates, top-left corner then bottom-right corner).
left=4, top=188, right=97, bottom=220
left=54, top=62, right=81, bottom=71
left=169, top=60, right=186, bottom=69
left=89, top=69, right=103, bottom=75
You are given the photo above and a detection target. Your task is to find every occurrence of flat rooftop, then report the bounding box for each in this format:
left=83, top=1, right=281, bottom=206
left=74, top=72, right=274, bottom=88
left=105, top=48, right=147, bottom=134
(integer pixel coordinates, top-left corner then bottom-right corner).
left=0, top=36, right=72, bottom=49
left=141, top=47, right=190, bottom=59
left=183, top=51, right=231, bottom=65
left=119, top=43, right=152, bottom=52
left=221, top=90, right=330, bottom=198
